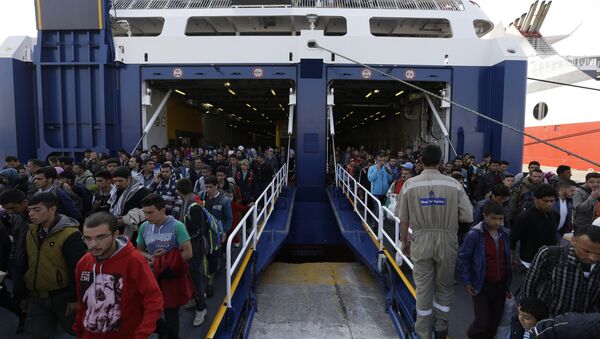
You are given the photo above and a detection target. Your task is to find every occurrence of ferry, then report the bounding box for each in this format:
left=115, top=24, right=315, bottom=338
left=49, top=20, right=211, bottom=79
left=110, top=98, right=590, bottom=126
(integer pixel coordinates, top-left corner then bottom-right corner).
left=496, top=0, right=600, bottom=172
left=0, top=0, right=528, bottom=337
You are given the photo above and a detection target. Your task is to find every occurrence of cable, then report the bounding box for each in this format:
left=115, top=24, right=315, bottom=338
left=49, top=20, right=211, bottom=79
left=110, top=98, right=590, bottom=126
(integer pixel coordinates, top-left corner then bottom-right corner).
left=308, top=42, right=600, bottom=168
left=528, top=77, right=600, bottom=92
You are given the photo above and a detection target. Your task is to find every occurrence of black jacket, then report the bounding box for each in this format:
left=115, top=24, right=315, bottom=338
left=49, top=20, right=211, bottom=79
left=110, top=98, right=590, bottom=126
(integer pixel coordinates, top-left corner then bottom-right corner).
left=530, top=313, right=600, bottom=339
left=511, top=207, right=559, bottom=263
left=477, top=171, right=503, bottom=200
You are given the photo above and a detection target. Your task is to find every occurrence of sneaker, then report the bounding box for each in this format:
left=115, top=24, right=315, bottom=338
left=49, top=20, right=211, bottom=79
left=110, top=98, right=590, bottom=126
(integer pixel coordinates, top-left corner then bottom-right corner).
left=184, top=298, right=196, bottom=309
left=193, top=309, right=207, bottom=327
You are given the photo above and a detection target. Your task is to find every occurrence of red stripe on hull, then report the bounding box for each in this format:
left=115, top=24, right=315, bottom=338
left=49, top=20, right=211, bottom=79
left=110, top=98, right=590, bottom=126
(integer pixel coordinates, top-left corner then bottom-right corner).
left=524, top=122, right=600, bottom=171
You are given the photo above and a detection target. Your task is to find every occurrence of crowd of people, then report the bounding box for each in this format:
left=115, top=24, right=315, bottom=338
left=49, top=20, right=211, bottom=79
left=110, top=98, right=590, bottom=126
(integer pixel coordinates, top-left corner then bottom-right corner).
left=0, top=142, right=598, bottom=339
left=337, top=145, right=600, bottom=339
left=0, top=145, right=288, bottom=338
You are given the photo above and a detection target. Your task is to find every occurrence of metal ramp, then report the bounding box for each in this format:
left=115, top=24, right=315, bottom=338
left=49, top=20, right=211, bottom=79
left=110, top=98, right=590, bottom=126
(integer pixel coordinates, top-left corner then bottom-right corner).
left=250, top=262, right=398, bottom=339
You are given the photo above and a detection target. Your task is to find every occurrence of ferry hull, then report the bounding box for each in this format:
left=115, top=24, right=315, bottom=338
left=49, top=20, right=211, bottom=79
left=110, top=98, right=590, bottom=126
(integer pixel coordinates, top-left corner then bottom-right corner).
left=523, top=121, right=600, bottom=171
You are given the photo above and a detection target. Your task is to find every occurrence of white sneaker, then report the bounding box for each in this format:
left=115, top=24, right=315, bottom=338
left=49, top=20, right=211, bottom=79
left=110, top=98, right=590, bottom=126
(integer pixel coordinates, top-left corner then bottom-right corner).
left=193, top=309, right=207, bottom=327
left=184, top=298, right=196, bottom=309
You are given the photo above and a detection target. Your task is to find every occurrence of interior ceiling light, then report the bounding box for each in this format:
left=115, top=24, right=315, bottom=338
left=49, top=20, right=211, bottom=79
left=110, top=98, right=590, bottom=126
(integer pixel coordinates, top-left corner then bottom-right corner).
left=246, top=103, right=252, bottom=108
left=365, top=92, right=373, bottom=98
left=395, top=90, right=405, bottom=97
left=369, top=114, right=375, bottom=118
left=395, top=111, right=402, bottom=115
left=374, top=118, right=380, bottom=121
left=363, top=117, right=368, bottom=121
left=381, top=115, right=386, bottom=118
left=175, top=89, right=186, bottom=96
left=252, top=107, right=258, bottom=111
left=202, top=103, right=213, bottom=108
left=218, top=108, right=224, bottom=111
left=271, top=89, right=277, bottom=96
left=373, top=89, right=380, bottom=94
left=224, top=81, right=231, bottom=87
left=349, top=111, right=354, bottom=115
left=375, top=111, right=381, bottom=115
left=228, top=89, right=237, bottom=95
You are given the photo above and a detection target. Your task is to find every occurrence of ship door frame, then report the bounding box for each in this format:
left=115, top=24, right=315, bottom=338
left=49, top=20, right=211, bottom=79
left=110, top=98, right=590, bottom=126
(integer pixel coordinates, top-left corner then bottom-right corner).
left=325, top=65, right=454, bottom=162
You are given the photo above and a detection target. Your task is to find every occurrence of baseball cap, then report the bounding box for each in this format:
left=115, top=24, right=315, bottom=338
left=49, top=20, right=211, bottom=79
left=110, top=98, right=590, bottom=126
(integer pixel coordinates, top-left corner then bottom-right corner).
left=402, top=162, right=414, bottom=171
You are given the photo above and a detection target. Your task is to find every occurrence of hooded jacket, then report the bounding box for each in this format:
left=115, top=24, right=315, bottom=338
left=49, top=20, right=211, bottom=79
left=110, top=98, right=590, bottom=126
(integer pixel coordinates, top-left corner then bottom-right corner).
left=15, top=214, right=86, bottom=301
left=73, top=236, right=163, bottom=339
left=75, top=169, right=96, bottom=190
left=153, top=248, right=193, bottom=308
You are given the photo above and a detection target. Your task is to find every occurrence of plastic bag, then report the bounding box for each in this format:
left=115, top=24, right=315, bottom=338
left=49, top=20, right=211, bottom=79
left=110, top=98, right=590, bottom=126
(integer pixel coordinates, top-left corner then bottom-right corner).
left=495, top=295, right=516, bottom=338
left=386, top=196, right=397, bottom=220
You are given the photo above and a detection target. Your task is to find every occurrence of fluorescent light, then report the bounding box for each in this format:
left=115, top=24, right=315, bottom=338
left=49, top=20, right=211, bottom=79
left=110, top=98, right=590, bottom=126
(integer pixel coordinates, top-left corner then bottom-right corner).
left=246, top=103, right=252, bottom=108
left=395, top=90, right=405, bottom=97
left=381, top=115, right=386, bottom=118
left=369, top=114, right=374, bottom=118
left=363, top=117, right=368, bottom=121
left=252, top=107, right=258, bottom=111
left=373, top=89, right=380, bottom=94
left=218, top=108, right=224, bottom=111
left=228, top=89, right=237, bottom=95
left=224, top=82, right=231, bottom=87
left=349, top=111, right=354, bottom=115
left=374, top=118, right=380, bottom=121
left=375, top=111, right=381, bottom=115
left=395, top=111, right=402, bottom=115
left=271, top=89, right=277, bottom=96
left=175, top=89, right=186, bottom=96
left=365, top=92, right=373, bottom=98
left=203, top=103, right=213, bottom=108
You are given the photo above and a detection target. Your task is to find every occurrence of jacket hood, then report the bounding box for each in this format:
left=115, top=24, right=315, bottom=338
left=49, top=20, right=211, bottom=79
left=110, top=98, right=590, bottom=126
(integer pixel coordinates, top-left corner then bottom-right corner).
left=92, top=236, right=134, bottom=264
left=48, top=214, right=80, bottom=236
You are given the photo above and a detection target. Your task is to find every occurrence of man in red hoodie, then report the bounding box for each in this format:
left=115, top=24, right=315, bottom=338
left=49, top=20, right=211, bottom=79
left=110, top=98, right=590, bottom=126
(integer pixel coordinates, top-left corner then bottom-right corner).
left=73, top=212, right=163, bottom=339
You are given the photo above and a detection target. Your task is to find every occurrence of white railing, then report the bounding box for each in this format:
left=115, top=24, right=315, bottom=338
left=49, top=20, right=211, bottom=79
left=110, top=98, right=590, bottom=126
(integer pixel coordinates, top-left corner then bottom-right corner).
left=335, top=164, right=413, bottom=269
left=112, top=0, right=464, bottom=10
left=225, top=162, right=288, bottom=308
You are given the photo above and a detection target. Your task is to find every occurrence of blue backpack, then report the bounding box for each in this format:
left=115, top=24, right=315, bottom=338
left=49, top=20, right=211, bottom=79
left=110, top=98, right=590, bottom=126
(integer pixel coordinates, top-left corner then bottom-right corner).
left=189, top=197, right=224, bottom=255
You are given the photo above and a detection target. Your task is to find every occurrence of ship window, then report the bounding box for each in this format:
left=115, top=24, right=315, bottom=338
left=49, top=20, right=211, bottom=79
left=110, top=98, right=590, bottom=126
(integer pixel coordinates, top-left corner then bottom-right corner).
left=111, top=17, right=165, bottom=37
left=370, top=18, right=452, bottom=38
left=473, top=20, right=493, bottom=38
left=533, top=102, right=548, bottom=120
left=185, top=16, right=347, bottom=36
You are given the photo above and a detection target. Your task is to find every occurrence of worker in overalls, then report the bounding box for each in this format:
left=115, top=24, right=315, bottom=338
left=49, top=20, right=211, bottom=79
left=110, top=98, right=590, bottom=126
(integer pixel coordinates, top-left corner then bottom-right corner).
left=397, top=144, right=473, bottom=338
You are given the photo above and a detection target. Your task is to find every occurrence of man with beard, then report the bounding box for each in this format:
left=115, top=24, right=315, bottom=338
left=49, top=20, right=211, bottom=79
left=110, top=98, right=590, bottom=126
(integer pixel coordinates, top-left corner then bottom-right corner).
left=108, top=167, right=149, bottom=238
left=512, top=168, right=545, bottom=222
left=74, top=212, right=163, bottom=339
left=148, top=163, right=183, bottom=218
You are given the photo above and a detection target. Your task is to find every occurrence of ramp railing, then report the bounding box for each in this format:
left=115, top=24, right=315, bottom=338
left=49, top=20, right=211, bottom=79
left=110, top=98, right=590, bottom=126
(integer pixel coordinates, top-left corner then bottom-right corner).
left=335, top=164, right=413, bottom=269
left=225, top=162, right=288, bottom=309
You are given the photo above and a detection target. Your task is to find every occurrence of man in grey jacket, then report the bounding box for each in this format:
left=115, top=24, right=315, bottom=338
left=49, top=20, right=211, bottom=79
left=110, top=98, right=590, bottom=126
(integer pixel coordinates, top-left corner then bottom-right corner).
left=572, top=172, right=600, bottom=229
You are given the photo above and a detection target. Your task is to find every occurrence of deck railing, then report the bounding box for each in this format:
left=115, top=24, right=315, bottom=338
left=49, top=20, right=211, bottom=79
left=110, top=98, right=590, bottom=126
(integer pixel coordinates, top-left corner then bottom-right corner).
left=112, top=0, right=464, bottom=10
left=335, top=164, right=413, bottom=269
left=225, top=162, right=288, bottom=309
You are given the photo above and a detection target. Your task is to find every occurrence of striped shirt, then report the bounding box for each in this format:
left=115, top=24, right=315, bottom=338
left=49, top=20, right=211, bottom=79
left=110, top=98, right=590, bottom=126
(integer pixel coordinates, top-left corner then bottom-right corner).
left=521, top=245, right=600, bottom=316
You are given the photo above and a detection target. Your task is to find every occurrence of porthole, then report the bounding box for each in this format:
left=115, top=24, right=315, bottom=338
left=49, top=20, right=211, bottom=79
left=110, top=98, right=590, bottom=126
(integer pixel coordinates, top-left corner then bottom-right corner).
left=533, top=102, right=548, bottom=120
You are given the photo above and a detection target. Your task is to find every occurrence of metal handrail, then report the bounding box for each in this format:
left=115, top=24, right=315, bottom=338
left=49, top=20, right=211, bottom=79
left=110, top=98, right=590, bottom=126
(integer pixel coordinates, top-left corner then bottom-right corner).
left=112, top=0, right=464, bottom=10
left=225, top=162, right=288, bottom=308
left=335, top=164, right=413, bottom=269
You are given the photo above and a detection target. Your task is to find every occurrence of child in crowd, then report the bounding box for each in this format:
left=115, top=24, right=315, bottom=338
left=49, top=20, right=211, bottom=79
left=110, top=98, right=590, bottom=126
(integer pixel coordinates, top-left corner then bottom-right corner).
left=458, top=201, right=512, bottom=339
left=511, top=297, right=549, bottom=338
